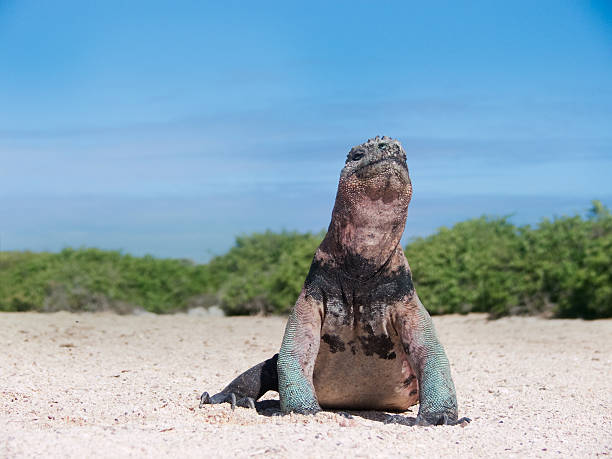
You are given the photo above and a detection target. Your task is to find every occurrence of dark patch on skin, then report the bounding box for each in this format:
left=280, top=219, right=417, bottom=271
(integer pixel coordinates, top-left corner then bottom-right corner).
left=403, top=375, right=415, bottom=387
left=347, top=340, right=358, bottom=355
left=304, top=255, right=415, bottom=331
left=322, top=334, right=345, bottom=353
left=403, top=343, right=411, bottom=356
left=320, top=288, right=328, bottom=312
left=409, top=389, right=418, bottom=396
left=358, top=324, right=396, bottom=360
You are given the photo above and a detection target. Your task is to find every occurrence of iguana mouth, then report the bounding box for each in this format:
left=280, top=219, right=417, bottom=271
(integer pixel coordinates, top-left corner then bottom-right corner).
left=357, top=156, right=406, bottom=171
left=352, top=156, right=409, bottom=181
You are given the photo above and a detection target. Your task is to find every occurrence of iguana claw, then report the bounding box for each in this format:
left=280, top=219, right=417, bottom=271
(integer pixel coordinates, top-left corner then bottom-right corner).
left=290, top=407, right=321, bottom=415
left=199, top=391, right=211, bottom=408
left=453, top=417, right=471, bottom=425
left=384, top=414, right=471, bottom=426
left=199, top=391, right=256, bottom=410
left=415, top=413, right=471, bottom=426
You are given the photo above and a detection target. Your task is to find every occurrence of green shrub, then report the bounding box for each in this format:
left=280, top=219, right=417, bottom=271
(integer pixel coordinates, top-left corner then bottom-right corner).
left=405, top=216, right=525, bottom=317
left=519, top=201, right=612, bottom=319
left=0, top=201, right=610, bottom=319
left=0, top=248, right=211, bottom=313
left=406, top=200, right=612, bottom=319
left=208, top=230, right=323, bottom=315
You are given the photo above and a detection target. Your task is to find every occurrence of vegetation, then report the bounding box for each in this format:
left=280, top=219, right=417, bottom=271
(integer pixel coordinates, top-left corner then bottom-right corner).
left=204, top=231, right=324, bottom=315
left=406, top=200, right=612, bottom=319
left=0, top=202, right=610, bottom=318
left=0, top=248, right=210, bottom=314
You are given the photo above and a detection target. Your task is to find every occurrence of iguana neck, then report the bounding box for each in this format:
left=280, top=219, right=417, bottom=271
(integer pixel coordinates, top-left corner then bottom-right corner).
left=319, top=197, right=408, bottom=279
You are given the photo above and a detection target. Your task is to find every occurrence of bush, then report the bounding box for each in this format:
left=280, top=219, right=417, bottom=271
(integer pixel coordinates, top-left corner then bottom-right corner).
left=207, top=230, right=323, bottom=315
left=1, top=202, right=610, bottom=319
left=405, top=216, right=525, bottom=317
left=406, top=201, right=612, bottom=319
left=519, top=201, right=612, bottom=319
left=0, top=248, right=211, bottom=313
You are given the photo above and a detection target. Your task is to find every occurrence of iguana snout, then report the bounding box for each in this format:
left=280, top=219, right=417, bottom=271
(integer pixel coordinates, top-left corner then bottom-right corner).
left=341, top=136, right=410, bottom=184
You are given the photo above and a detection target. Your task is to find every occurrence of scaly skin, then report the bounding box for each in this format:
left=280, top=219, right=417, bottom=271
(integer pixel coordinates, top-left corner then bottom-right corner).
left=277, top=292, right=322, bottom=414
left=200, top=137, right=469, bottom=426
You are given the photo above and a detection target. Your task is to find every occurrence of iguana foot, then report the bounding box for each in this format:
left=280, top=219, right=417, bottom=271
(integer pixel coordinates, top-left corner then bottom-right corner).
left=385, top=414, right=471, bottom=426
left=290, top=406, right=322, bottom=415
left=453, top=417, right=471, bottom=425
left=199, top=391, right=256, bottom=410
left=415, top=413, right=471, bottom=426
left=384, top=414, right=415, bottom=426
left=269, top=406, right=321, bottom=417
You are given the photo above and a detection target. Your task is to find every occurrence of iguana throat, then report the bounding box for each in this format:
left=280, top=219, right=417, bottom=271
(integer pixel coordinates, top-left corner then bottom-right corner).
left=323, top=136, right=412, bottom=278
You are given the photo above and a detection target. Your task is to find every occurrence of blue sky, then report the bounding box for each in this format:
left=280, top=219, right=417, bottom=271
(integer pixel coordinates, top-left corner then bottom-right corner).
left=1, top=1, right=611, bottom=261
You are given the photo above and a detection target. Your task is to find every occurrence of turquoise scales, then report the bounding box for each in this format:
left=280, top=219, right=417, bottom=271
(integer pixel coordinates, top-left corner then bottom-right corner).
left=200, top=137, right=469, bottom=426
left=278, top=311, right=320, bottom=413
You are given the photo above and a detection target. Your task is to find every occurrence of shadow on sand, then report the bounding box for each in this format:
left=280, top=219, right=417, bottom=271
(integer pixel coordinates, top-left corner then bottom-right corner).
left=251, top=399, right=418, bottom=425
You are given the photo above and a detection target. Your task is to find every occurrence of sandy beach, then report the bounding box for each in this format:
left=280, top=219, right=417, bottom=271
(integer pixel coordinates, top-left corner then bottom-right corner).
left=1, top=312, right=610, bottom=458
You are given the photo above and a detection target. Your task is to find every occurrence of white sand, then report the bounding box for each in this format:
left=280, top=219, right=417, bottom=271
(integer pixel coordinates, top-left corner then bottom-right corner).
left=1, top=312, right=610, bottom=458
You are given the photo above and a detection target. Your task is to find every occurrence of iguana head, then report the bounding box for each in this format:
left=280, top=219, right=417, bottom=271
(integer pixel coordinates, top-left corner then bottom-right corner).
left=324, top=136, right=412, bottom=276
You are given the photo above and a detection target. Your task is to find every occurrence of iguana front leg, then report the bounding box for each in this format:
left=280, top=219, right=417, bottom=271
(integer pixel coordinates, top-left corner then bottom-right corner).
left=394, top=293, right=470, bottom=426
left=199, top=354, right=279, bottom=410
left=277, top=289, right=323, bottom=414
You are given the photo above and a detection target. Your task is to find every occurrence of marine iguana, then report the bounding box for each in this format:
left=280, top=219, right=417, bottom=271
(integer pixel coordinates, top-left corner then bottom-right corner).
left=200, top=136, right=469, bottom=426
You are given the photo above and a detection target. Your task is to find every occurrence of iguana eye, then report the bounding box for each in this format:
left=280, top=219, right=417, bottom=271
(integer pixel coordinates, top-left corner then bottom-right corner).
left=352, top=152, right=364, bottom=161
